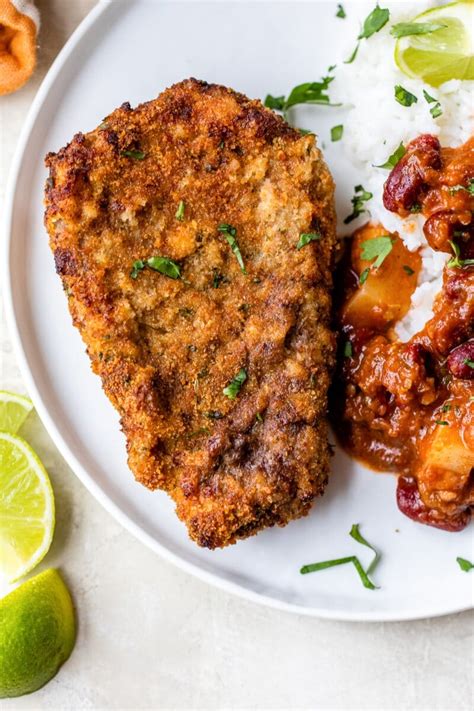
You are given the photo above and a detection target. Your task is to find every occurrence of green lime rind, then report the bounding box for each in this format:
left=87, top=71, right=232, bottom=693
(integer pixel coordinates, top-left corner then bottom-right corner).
left=0, top=391, right=33, bottom=434
left=0, top=433, right=55, bottom=583
left=395, top=1, right=474, bottom=87
left=0, top=569, right=76, bottom=698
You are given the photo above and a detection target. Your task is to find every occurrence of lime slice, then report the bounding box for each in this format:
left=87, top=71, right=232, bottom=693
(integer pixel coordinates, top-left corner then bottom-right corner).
left=0, top=569, right=75, bottom=698
left=395, top=1, right=474, bottom=86
left=0, top=391, right=33, bottom=434
left=0, top=433, right=55, bottom=582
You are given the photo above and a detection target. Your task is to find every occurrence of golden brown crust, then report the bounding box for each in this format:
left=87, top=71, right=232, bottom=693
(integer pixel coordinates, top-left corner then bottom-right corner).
left=44, top=78, right=337, bottom=548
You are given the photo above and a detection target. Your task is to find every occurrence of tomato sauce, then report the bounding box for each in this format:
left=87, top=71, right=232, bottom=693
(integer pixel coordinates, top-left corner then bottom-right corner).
left=332, top=135, right=474, bottom=531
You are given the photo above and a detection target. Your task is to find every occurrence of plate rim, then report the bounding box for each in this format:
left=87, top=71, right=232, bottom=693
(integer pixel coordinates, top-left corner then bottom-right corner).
left=2, top=0, right=473, bottom=622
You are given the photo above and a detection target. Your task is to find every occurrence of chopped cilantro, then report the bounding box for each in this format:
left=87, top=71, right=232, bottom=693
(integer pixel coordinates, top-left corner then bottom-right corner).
left=344, top=5, right=389, bottom=65
left=130, top=260, right=145, bottom=279
left=463, top=359, right=474, bottom=370
left=218, top=224, right=246, bottom=274
left=344, top=341, right=353, bottom=358
left=264, top=95, right=285, bottom=111
left=361, top=235, right=395, bottom=269
left=358, top=5, right=389, bottom=39
left=146, top=256, right=181, bottom=279
left=297, top=232, right=321, bottom=250
left=423, top=89, right=437, bottom=104
left=375, top=141, right=406, bottom=169
left=344, top=184, right=373, bottom=224
left=131, top=256, right=181, bottom=280
left=394, top=85, right=418, bottom=107
left=264, top=71, right=340, bottom=123
left=435, top=420, right=449, bottom=426
left=336, top=3, right=346, bottom=18
left=284, top=76, right=339, bottom=110
left=175, top=200, right=185, bottom=221
left=390, top=21, right=446, bottom=38
left=300, top=556, right=375, bottom=589
left=120, top=149, right=146, bottom=160
left=403, top=265, right=415, bottom=276
left=447, top=240, right=474, bottom=269
left=331, top=124, right=344, bottom=142
left=449, top=179, right=474, bottom=196
left=421, top=89, right=443, bottom=117
left=457, top=557, right=474, bottom=572
left=359, top=236, right=395, bottom=284
left=223, top=368, right=247, bottom=399
left=300, top=524, right=380, bottom=590
left=344, top=42, right=360, bottom=64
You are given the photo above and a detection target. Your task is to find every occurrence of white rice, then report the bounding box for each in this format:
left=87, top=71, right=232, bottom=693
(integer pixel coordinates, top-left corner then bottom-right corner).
left=330, top=0, right=474, bottom=340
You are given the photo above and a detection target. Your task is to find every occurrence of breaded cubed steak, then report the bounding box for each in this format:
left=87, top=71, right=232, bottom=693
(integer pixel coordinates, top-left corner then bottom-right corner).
left=44, top=78, right=336, bottom=548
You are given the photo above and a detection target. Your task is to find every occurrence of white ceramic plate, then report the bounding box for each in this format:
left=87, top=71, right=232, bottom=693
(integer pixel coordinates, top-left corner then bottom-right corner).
left=3, top=0, right=473, bottom=620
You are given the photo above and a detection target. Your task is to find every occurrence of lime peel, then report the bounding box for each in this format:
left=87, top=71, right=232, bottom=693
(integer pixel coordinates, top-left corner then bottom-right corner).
left=0, top=432, right=55, bottom=582
left=0, top=569, right=75, bottom=698
left=0, top=391, right=33, bottom=434
left=394, top=0, right=474, bottom=87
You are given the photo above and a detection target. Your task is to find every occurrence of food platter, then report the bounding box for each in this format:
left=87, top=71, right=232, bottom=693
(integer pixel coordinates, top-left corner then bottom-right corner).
left=3, top=0, right=473, bottom=620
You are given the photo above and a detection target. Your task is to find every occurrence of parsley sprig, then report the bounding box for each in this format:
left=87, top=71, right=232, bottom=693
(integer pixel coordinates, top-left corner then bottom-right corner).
left=300, top=524, right=380, bottom=590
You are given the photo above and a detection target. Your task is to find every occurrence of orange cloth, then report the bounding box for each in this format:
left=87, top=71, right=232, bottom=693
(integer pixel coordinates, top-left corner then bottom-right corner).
left=0, top=0, right=38, bottom=95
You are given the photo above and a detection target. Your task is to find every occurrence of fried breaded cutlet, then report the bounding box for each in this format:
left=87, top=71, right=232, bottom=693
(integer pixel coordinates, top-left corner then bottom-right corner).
left=44, top=78, right=336, bottom=548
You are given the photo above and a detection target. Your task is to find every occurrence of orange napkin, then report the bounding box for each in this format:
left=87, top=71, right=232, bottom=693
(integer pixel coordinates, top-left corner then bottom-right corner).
left=0, top=0, right=39, bottom=95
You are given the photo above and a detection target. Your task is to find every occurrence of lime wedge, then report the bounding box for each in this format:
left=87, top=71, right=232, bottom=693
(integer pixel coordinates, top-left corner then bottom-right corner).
left=395, top=0, right=474, bottom=86
left=0, top=433, right=55, bottom=582
left=0, top=391, right=33, bottom=434
left=0, top=569, right=75, bottom=698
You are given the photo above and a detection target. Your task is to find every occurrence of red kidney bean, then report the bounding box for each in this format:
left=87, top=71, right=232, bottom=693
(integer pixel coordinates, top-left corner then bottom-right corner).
left=383, top=134, right=441, bottom=214
left=396, top=476, right=471, bottom=532
left=447, top=340, right=474, bottom=379
left=423, top=211, right=467, bottom=252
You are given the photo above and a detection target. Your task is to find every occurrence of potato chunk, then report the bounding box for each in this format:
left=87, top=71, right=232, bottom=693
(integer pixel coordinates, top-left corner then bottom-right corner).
left=342, top=223, right=421, bottom=330
left=417, top=422, right=473, bottom=509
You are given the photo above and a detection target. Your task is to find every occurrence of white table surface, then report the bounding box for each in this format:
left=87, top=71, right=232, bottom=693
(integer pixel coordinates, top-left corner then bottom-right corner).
left=0, top=2, right=473, bottom=709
